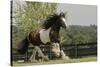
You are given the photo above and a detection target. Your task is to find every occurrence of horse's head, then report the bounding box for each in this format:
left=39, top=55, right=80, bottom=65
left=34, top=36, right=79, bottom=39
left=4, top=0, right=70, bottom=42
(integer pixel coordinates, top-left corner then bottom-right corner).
left=57, top=12, right=68, bottom=29
left=42, top=12, right=68, bottom=29
left=50, top=43, right=61, bottom=57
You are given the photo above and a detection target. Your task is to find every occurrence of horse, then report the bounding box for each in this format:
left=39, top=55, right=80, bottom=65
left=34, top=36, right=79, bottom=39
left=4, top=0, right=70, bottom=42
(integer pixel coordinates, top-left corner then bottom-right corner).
left=17, top=12, right=68, bottom=61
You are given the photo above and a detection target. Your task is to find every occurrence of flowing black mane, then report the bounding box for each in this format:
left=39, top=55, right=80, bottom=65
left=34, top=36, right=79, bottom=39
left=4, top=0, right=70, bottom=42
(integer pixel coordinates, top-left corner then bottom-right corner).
left=42, top=13, right=59, bottom=29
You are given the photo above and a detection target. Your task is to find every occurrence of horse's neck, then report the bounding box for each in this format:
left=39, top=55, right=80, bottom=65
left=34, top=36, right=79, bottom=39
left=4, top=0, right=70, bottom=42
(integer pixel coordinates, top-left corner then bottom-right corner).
left=51, top=24, right=61, bottom=33
left=50, top=26, right=61, bottom=43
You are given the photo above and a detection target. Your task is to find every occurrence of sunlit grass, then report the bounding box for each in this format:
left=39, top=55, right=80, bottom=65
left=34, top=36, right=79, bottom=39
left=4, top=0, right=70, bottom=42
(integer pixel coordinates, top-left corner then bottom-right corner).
left=12, top=56, right=97, bottom=66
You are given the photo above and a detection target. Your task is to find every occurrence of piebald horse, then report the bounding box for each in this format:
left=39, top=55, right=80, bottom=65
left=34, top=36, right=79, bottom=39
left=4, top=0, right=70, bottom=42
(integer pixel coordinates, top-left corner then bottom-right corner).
left=17, top=12, right=68, bottom=61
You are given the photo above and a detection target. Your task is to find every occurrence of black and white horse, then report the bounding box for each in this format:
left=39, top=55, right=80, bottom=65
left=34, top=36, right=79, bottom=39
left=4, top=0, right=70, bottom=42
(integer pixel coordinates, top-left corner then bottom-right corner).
left=17, top=12, right=68, bottom=61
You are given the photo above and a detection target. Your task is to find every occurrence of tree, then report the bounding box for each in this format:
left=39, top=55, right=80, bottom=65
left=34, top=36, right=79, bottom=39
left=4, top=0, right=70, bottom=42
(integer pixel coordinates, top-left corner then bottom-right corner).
left=12, top=1, right=57, bottom=48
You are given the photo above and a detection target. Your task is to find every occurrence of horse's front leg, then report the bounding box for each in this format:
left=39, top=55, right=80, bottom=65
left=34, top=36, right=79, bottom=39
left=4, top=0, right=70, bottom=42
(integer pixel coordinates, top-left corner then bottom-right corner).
left=35, top=46, right=49, bottom=61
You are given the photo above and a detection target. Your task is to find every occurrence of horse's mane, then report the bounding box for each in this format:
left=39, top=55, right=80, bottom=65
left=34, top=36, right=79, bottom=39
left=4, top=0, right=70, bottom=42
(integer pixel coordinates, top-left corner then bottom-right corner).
left=42, top=13, right=59, bottom=29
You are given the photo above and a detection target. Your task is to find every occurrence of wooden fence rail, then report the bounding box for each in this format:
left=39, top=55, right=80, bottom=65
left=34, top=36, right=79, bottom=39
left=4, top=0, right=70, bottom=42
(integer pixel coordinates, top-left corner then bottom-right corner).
left=12, top=42, right=97, bottom=61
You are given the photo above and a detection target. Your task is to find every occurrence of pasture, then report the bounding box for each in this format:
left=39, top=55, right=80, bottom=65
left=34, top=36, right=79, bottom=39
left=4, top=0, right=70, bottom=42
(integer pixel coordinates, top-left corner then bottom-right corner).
left=12, top=56, right=97, bottom=66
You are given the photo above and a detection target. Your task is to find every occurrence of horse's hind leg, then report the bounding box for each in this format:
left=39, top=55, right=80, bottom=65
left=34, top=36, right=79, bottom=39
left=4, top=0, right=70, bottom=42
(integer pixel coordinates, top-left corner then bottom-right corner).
left=29, top=46, right=49, bottom=62
left=29, top=47, right=37, bottom=62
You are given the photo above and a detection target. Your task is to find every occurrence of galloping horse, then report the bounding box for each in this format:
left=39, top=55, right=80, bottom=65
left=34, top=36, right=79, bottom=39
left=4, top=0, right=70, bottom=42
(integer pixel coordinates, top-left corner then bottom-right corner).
left=17, top=12, right=68, bottom=61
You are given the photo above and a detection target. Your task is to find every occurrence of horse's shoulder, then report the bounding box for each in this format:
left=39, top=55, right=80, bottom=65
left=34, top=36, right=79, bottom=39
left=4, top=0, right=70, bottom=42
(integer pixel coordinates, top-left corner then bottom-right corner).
left=29, top=29, right=41, bottom=39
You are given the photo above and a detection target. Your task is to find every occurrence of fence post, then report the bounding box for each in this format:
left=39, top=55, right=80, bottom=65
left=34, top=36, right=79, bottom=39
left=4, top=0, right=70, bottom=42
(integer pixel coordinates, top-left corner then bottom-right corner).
left=75, top=44, right=78, bottom=58
left=25, top=51, right=28, bottom=62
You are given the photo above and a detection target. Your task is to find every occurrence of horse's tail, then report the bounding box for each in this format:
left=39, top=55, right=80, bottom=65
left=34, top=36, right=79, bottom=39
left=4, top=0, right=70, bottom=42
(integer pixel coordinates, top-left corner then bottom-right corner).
left=17, top=36, right=30, bottom=54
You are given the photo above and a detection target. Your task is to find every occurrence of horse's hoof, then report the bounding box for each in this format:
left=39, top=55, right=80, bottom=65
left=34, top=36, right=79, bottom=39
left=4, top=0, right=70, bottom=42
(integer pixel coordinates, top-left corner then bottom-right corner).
left=61, top=56, right=69, bottom=60
left=43, top=56, right=49, bottom=61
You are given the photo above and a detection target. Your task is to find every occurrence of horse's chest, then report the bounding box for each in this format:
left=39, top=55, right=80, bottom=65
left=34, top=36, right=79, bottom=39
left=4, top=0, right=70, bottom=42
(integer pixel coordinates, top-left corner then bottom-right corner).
left=39, top=28, right=51, bottom=44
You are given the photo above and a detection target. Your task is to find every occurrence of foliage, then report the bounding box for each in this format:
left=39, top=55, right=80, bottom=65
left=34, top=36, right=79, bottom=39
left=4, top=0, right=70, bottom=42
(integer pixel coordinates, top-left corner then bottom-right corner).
left=12, top=1, right=57, bottom=48
left=60, top=25, right=97, bottom=44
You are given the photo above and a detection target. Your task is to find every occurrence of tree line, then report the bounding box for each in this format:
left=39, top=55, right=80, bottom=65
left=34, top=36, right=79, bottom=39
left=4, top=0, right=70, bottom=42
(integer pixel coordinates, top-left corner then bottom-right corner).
left=60, top=25, right=97, bottom=45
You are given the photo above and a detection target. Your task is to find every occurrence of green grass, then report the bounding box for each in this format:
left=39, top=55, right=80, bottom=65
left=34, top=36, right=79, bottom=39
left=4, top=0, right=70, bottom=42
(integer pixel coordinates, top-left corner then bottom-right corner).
left=12, top=56, right=97, bottom=66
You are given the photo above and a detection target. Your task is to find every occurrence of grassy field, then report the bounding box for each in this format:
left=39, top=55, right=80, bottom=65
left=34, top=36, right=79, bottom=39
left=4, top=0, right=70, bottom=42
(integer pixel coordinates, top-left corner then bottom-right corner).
left=12, top=56, right=97, bottom=66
